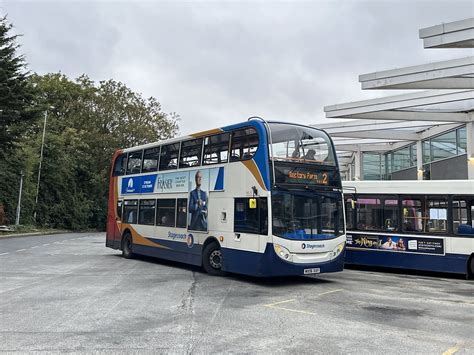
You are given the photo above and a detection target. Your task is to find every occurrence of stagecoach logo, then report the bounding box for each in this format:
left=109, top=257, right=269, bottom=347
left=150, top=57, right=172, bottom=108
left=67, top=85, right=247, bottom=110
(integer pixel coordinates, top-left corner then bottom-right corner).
left=302, top=243, right=325, bottom=250
left=186, top=234, right=194, bottom=248
left=168, top=232, right=194, bottom=248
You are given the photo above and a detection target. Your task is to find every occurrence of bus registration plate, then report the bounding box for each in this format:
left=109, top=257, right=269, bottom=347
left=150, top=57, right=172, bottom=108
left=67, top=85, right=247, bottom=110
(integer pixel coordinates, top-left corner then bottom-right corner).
left=304, top=268, right=320, bottom=275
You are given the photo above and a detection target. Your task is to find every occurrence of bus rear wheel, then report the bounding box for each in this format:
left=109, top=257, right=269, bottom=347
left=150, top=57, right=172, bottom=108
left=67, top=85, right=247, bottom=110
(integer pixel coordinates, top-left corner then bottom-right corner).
left=203, top=242, right=225, bottom=276
left=122, top=232, right=134, bottom=259
left=468, top=255, right=474, bottom=280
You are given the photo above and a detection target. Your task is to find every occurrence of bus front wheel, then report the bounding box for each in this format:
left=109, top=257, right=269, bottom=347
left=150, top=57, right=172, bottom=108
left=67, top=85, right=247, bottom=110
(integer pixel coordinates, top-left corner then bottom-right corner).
left=122, top=232, right=134, bottom=259
left=203, top=242, right=225, bottom=276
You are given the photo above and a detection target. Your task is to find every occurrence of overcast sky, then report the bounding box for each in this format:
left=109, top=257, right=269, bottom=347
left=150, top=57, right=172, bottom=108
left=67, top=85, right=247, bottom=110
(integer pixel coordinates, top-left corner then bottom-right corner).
left=1, top=0, right=473, bottom=135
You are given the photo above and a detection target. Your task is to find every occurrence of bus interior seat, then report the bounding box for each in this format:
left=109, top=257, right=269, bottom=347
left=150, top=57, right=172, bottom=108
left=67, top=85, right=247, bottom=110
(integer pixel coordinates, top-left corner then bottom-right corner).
left=458, top=224, right=474, bottom=235
left=230, top=154, right=240, bottom=162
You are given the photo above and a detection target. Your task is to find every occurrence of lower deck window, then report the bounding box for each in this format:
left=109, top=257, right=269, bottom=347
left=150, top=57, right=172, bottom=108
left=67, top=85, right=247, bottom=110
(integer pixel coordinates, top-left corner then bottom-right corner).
left=356, top=197, right=383, bottom=231
left=176, top=198, right=187, bottom=228
left=453, top=198, right=474, bottom=235
left=157, top=199, right=176, bottom=227
left=402, top=197, right=447, bottom=233
left=123, top=200, right=138, bottom=224
left=117, top=200, right=123, bottom=219
left=138, top=199, right=156, bottom=225
left=234, top=198, right=268, bottom=235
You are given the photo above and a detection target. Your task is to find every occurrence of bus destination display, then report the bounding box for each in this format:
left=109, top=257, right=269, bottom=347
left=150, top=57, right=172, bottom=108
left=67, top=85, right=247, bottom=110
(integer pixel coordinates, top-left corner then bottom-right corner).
left=274, top=163, right=339, bottom=187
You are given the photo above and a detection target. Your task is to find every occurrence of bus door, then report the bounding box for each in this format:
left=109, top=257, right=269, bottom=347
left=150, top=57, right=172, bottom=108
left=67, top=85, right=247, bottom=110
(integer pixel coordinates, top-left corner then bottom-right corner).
left=233, top=197, right=268, bottom=253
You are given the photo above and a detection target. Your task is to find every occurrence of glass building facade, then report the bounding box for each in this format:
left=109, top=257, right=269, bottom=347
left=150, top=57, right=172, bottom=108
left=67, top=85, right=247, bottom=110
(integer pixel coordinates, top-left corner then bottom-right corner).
left=358, top=126, right=467, bottom=181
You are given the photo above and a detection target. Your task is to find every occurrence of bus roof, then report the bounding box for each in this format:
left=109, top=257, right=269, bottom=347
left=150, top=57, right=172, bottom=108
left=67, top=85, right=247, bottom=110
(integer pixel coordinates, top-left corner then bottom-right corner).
left=118, top=119, right=329, bottom=154
left=342, top=180, right=474, bottom=195
left=120, top=119, right=266, bottom=154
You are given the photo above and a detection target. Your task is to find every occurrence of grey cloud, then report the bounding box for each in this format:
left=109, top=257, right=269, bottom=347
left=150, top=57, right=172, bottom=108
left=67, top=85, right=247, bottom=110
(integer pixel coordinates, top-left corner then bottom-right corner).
left=2, top=0, right=473, bottom=134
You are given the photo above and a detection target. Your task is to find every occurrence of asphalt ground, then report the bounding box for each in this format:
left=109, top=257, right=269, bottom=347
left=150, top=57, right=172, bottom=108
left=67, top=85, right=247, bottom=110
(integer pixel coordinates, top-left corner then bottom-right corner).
left=0, top=233, right=473, bottom=354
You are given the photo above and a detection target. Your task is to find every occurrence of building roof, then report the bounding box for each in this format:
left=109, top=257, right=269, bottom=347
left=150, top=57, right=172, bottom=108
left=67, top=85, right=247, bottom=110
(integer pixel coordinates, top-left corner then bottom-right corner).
left=319, top=18, right=474, bottom=173
left=419, top=18, right=474, bottom=48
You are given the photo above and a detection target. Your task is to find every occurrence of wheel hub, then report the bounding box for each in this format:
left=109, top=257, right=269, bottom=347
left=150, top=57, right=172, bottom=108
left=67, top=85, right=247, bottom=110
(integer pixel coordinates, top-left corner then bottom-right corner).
left=209, top=250, right=222, bottom=269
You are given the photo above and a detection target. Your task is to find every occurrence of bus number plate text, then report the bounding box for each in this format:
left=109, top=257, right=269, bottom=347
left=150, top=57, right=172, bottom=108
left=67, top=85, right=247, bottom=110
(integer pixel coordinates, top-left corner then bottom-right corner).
left=304, top=268, right=321, bottom=275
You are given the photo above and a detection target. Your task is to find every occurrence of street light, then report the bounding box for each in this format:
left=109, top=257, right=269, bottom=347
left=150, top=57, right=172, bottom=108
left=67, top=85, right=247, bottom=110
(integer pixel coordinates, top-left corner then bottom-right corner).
left=34, top=106, right=54, bottom=222
left=15, top=171, right=24, bottom=226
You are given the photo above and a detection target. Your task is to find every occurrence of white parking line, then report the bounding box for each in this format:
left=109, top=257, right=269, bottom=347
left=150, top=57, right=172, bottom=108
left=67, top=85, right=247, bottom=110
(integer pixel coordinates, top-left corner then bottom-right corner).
left=31, top=246, right=39, bottom=249
left=43, top=243, right=50, bottom=246
left=16, top=249, right=27, bottom=252
left=443, top=343, right=461, bottom=355
left=317, top=289, right=343, bottom=297
left=0, top=252, right=10, bottom=256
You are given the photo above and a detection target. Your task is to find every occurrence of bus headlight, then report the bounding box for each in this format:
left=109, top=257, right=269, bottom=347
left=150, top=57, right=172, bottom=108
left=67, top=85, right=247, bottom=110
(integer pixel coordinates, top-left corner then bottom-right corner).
left=274, top=244, right=292, bottom=261
left=331, top=242, right=345, bottom=259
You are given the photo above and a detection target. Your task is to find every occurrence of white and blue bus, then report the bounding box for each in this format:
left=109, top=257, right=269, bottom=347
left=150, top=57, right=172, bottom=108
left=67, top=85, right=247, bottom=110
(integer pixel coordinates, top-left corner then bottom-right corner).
left=342, top=180, right=474, bottom=279
left=106, top=118, right=346, bottom=277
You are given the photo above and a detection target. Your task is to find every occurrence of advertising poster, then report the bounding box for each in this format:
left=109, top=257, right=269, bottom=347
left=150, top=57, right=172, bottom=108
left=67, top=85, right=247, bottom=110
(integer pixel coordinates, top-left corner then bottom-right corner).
left=187, top=169, right=209, bottom=232
left=155, top=171, right=189, bottom=193
left=121, top=167, right=224, bottom=195
left=120, top=166, right=224, bottom=233
left=121, top=174, right=158, bottom=194
left=346, top=234, right=445, bottom=255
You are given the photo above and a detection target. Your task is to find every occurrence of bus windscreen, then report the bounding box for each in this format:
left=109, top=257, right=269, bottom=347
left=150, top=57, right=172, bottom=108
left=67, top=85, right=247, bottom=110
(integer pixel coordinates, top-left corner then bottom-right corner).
left=268, top=123, right=336, bottom=166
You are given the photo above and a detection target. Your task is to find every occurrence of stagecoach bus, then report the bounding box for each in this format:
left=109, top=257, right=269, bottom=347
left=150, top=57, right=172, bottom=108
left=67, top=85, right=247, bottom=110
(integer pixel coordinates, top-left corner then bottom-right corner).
left=106, top=118, right=346, bottom=277
left=342, top=180, right=474, bottom=279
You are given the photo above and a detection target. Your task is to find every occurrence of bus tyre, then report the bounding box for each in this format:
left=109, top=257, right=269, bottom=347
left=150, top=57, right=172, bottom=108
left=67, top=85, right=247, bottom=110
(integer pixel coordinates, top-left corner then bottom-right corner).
left=468, top=256, right=474, bottom=280
left=122, top=232, right=134, bottom=259
left=203, top=242, right=225, bottom=276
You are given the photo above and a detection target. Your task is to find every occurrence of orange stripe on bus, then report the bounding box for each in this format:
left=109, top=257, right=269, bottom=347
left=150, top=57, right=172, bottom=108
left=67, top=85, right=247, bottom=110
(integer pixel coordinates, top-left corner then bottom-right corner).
left=242, top=159, right=267, bottom=191
left=189, top=128, right=223, bottom=138
left=124, top=224, right=171, bottom=249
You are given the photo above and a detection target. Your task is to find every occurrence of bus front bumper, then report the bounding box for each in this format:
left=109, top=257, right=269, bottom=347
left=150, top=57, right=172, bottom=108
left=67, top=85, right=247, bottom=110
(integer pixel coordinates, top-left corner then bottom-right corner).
left=221, top=243, right=345, bottom=277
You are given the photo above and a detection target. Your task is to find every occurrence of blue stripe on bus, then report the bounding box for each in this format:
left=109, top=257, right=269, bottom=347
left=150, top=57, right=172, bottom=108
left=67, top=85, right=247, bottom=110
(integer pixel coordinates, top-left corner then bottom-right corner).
left=214, top=167, right=224, bottom=190
left=130, top=237, right=344, bottom=277
left=146, top=237, right=202, bottom=255
left=221, top=120, right=271, bottom=190
left=345, top=248, right=470, bottom=275
left=133, top=244, right=203, bottom=267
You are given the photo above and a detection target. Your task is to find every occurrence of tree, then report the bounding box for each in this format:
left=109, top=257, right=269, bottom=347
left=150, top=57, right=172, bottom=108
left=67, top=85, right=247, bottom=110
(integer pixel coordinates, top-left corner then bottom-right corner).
left=0, top=16, right=37, bottom=225
left=0, top=14, right=179, bottom=229
left=0, top=16, right=35, bottom=151
left=27, top=73, right=179, bottom=230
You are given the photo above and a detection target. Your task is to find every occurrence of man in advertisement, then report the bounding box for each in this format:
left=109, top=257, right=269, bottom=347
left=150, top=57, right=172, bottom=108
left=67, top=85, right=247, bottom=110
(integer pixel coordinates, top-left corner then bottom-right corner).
left=188, top=170, right=208, bottom=231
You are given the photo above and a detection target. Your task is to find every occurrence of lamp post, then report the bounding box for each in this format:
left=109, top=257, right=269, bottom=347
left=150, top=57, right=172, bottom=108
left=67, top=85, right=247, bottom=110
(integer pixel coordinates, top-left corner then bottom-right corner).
left=15, top=171, right=24, bottom=226
left=34, top=108, right=53, bottom=221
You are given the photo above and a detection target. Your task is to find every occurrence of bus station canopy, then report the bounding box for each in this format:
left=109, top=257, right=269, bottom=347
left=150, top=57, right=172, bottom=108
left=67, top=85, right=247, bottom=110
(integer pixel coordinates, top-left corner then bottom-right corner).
left=322, top=89, right=473, bottom=150
left=419, top=18, right=474, bottom=49
left=318, top=18, right=474, bottom=175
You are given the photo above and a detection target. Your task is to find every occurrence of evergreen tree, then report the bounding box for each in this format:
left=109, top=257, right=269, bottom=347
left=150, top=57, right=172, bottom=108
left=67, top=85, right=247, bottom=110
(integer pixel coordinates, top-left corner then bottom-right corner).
left=0, top=15, right=35, bottom=151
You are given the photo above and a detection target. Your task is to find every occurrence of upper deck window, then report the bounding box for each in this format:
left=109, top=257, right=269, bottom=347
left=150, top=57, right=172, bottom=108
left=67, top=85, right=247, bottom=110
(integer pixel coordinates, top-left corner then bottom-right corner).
left=112, top=154, right=127, bottom=176
left=159, top=142, right=180, bottom=171
left=142, top=147, right=160, bottom=173
left=230, top=128, right=259, bottom=162
left=179, top=138, right=203, bottom=168
left=126, top=150, right=143, bottom=175
left=203, top=133, right=230, bottom=165
left=268, top=123, right=335, bottom=166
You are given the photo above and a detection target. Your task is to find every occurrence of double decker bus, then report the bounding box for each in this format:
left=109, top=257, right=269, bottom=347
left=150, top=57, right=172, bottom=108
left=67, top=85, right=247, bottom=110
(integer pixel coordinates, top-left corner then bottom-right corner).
left=342, top=180, right=474, bottom=278
left=106, top=118, right=346, bottom=277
